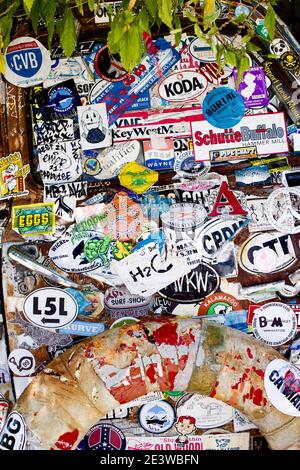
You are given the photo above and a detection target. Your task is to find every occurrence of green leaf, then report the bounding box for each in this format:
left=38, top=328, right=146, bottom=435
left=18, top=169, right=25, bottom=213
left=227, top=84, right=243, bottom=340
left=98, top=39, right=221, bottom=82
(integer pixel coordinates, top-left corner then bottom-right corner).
left=58, top=7, right=77, bottom=58
left=158, top=0, right=173, bottom=29
left=144, top=0, right=157, bottom=18
left=41, top=0, right=57, bottom=50
left=215, top=43, right=224, bottom=68
left=23, top=0, right=35, bottom=14
left=236, top=54, right=250, bottom=86
left=173, top=14, right=182, bottom=46
left=194, top=23, right=206, bottom=40
left=119, top=25, right=141, bottom=72
left=265, top=5, right=276, bottom=40
left=224, top=49, right=237, bottom=67
left=184, top=10, right=198, bottom=23
left=88, top=0, right=95, bottom=11
left=137, top=8, right=150, bottom=34
left=246, top=41, right=261, bottom=52
left=203, top=0, right=217, bottom=26
left=30, top=0, right=42, bottom=34
left=75, top=0, right=84, bottom=15
left=107, top=11, right=126, bottom=53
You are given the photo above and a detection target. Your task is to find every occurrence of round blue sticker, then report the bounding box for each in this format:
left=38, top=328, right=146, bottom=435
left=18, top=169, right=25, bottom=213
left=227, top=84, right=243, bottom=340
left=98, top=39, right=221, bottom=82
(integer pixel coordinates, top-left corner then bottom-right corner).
left=202, top=86, right=245, bottom=129
left=235, top=5, right=250, bottom=17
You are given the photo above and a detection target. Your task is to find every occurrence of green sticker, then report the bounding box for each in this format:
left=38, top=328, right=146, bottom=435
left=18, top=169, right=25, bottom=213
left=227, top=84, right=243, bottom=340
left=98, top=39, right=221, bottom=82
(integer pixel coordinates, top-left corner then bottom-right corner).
left=12, top=202, right=55, bottom=237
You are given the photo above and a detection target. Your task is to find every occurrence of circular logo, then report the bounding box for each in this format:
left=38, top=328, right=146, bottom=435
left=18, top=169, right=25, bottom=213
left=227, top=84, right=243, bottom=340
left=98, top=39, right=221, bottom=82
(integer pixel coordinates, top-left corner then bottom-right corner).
left=203, top=87, right=245, bottom=128
left=8, top=349, right=36, bottom=377
left=84, top=157, right=101, bottom=176
left=174, top=151, right=211, bottom=178
left=94, top=45, right=128, bottom=82
left=264, top=359, right=300, bottom=417
left=82, top=423, right=126, bottom=450
left=198, top=292, right=242, bottom=316
left=48, top=86, right=77, bottom=114
left=266, top=187, right=300, bottom=234
left=252, top=303, right=297, bottom=347
left=280, top=51, right=299, bottom=70
left=139, top=400, right=176, bottom=434
left=235, top=5, right=250, bottom=16
left=189, top=38, right=216, bottom=63
left=4, top=37, right=51, bottom=87
left=161, top=203, right=207, bottom=231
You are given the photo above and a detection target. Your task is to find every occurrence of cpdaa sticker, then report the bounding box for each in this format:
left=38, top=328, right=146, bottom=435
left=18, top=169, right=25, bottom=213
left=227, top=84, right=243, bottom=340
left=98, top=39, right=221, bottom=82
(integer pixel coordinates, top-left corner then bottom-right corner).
left=264, top=359, right=300, bottom=417
left=176, top=393, right=233, bottom=429
left=238, top=232, right=296, bottom=275
left=78, top=423, right=126, bottom=450
left=4, top=37, right=51, bottom=88
left=139, top=400, right=176, bottom=434
left=252, top=303, right=297, bottom=347
left=8, top=349, right=36, bottom=377
left=158, top=70, right=208, bottom=103
left=266, top=188, right=300, bottom=234
left=202, top=87, right=245, bottom=129
left=0, top=412, right=27, bottom=450
left=159, top=263, right=220, bottom=303
left=23, top=288, right=78, bottom=330
left=173, top=151, right=211, bottom=178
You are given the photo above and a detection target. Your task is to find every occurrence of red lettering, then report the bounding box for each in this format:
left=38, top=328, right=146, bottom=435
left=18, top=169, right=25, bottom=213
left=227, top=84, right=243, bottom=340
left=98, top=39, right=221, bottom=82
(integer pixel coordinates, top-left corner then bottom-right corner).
left=208, top=181, right=248, bottom=217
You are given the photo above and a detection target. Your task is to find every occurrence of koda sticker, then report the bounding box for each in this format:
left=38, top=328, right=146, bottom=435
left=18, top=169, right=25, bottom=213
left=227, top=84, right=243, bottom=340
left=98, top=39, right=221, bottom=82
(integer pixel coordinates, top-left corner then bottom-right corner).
left=264, top=359, right=300, bottom=417
left=176, top=393, right=233, bottom=429
left=139, top=400, right=176, bottom=434
left=191, top=112, right=289, bottom=162
left=159, top=263, right=219, bottom=303
left=0, top=412, right=27, bottom=450
left=238, top=232, right=296, bottom=275
left=23, top=288, right=78, bottom=330
left=12, top=203, right=55, bottom=237
left=78, top=103, right=112, bottom=150
left=252, top=303, right=297, bottom=347
left=0, top=152, right=30, bottom=201
left=158, top=71, right=207, bottom=103
left=4, top=37, right=51, bottom=88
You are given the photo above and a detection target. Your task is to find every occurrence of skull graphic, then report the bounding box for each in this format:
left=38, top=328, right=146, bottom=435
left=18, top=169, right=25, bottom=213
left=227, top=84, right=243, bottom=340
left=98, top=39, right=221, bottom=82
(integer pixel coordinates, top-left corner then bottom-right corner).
left=270, top=39, right=290, bottom=58
left=81, top=107, right=107, bottom=144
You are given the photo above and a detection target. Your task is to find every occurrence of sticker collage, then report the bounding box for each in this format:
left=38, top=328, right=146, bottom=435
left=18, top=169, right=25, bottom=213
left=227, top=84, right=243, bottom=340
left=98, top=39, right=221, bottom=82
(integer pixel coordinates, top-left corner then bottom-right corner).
left=0, top=0, right=299, bottom=453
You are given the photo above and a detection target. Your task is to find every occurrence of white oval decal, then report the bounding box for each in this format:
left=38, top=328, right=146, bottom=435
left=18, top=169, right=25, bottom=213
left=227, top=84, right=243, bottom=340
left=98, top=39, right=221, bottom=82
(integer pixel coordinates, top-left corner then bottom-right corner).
left=23, top=288, right=78, bottom=330
left=264, top=359, right=300, bottom=417
left=0, top=412, right=27, bottom=450
left=252, top=302, right=297, bottom=347
left=238, top=231, right=296, bottom=274
left=177, top=394, right=233, bottom=429
left=158, top=71, right=207, bottom=103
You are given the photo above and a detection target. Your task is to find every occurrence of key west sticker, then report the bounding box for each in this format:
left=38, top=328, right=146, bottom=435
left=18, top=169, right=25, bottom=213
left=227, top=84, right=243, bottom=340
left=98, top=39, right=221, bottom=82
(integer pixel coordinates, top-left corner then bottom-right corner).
left=191, top=112, right=289, bottom=162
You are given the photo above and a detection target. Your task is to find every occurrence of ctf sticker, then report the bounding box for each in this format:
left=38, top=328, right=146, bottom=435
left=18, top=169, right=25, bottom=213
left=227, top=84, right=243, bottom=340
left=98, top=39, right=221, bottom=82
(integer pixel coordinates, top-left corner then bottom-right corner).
left=252, top=303, right=297, bottom=347
left=8, top=349, right=36, bottom=377
left=4, top=37, right=51, bottom=88
left=12, top=202, right=55, bottom=237
left=202, top=87, right=245, bottom=129
left=139, top=400, right=176, bottom=434
left=23, top=287, right=78, bottom=330
left=119, top=162, right=158, bottom=194
left=266, top=188, right=300, bottom=234
left=280, top=51, right=299, bottom=71
left=0, top=152, right=30, bottom=201
left=0, top=411, right=27, bottom=450
left=264, top=359, right=300, bottom=417
left=80, top=423, right=126, bottom=450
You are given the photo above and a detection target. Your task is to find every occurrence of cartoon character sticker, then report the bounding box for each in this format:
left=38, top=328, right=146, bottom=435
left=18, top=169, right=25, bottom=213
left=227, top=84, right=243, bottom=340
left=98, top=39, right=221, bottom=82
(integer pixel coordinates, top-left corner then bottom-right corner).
left=78, top=103, right=112, bottom=150
left=0, top=152, right=30, bottom=200
left=174, top=416, right=196, bottom=448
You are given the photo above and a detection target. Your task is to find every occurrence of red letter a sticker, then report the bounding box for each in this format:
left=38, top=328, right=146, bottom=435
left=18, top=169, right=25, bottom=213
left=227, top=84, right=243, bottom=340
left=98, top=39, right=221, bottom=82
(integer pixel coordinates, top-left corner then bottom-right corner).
left=208, top=181, right=248, bottom=217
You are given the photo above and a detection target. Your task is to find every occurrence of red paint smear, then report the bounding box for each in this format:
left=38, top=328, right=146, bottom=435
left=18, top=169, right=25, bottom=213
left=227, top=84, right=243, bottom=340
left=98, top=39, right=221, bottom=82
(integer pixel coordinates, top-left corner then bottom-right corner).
left=178, top=329, right=195, bottom=346
left=246, top=348, right=253, bottom=359
left=234, top=354, right=242, bottom=360
left=54, top=429, right=79, bottom=451
left=146, top=363, right=157, bottom=384
left=152, top=323, right=178, bottom=346
left=179, top=354, right=188, bottom=370
left=161, top=357, right=179, bottom=391
left=84, top=347, right=94, bottom=359
left=252, top=367, right=264, bottom=379
left=253, top=388, right=263, bottom=406
left=109, top=366, right=147, bottom=404
left=243, top=393, right=249, bottom=402
left=210, top=381, right=219, bottom=398
left=232, top=372, right=249, bottom=390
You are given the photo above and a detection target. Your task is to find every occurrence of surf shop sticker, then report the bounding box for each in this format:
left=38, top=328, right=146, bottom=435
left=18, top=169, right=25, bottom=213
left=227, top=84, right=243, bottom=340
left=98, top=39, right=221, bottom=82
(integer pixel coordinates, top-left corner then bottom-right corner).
left=119, top=162, right=158, bottom=194
left=234, top=67, right=269, bottom=108
left=176, top=393, right=233, bottom=429
left=0, top=152, right=30, bottom=201
left=198, top=292, right=242, bottom=317
left=104, top=286, right=153, bottom=319
left=12, top=202, right=55, bottom=237
left=202, top=87, right=245, bottom=129
left=252, top=303, right=297, bottom=347
left=37, top=140, right=82, bottom=185
left=238, top=231, right=296, bottom=275
left=264, top=359, right=300, bottom=417
left=78, top=103, right=112, bottom=150
left=4, top=37, right=51, bottom=88
left=173, top=150, right=211, bottom=179
left=139, top=400, right=176, bottom=434
left=158, top=70, right=208, bottom=103
left=159, top=263, right=220, bottom=304
left=0, top=411, right=27, bottom=450
left=143, top=139, right=175, bottom=171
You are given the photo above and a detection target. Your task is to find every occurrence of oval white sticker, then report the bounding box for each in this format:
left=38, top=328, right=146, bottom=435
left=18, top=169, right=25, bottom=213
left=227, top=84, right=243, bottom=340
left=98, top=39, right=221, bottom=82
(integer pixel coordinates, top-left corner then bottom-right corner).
left=264, top=359, right=300, bottom=417
left=0, top=412, right=27, bottom=450
left=23, top=288, right=78, bottom=330
left=158, top=71, right=208, bottom=103
left=252, top=303, right=297, bottom=347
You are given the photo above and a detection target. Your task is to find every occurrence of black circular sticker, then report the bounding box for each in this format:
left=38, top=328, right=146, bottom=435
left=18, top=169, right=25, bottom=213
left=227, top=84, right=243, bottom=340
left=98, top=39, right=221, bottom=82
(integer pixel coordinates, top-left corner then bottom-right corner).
left=94, top=45, right=128, bottom=82
left=159, top=262, right=220, bottom=303
left=280, top=51, right=299, bottom=71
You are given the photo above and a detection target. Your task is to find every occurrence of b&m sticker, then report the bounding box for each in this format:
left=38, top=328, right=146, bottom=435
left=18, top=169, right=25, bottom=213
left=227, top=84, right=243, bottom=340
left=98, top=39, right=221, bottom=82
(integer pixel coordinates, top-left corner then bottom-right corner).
left=4, top=37, right=51, bottom=88
left=264, top=359, right=300, bottom=417
left=252, top=302, right=297, bottom=347
left=12, top=202, right=55, bottom=237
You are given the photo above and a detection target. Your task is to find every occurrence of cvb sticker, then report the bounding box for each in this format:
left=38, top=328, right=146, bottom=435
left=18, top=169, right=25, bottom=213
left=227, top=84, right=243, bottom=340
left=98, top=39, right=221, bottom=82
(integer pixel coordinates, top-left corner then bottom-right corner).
left=23, top=288, right=78, bottom=330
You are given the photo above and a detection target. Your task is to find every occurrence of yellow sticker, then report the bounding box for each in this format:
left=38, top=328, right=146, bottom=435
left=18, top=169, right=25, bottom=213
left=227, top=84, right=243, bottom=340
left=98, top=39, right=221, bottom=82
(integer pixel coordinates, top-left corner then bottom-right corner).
left=12, top=202, right=56, bottom=237
left=118, top=162, right=158, bottom=194
left=0, top=152, right=30, bottom=200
